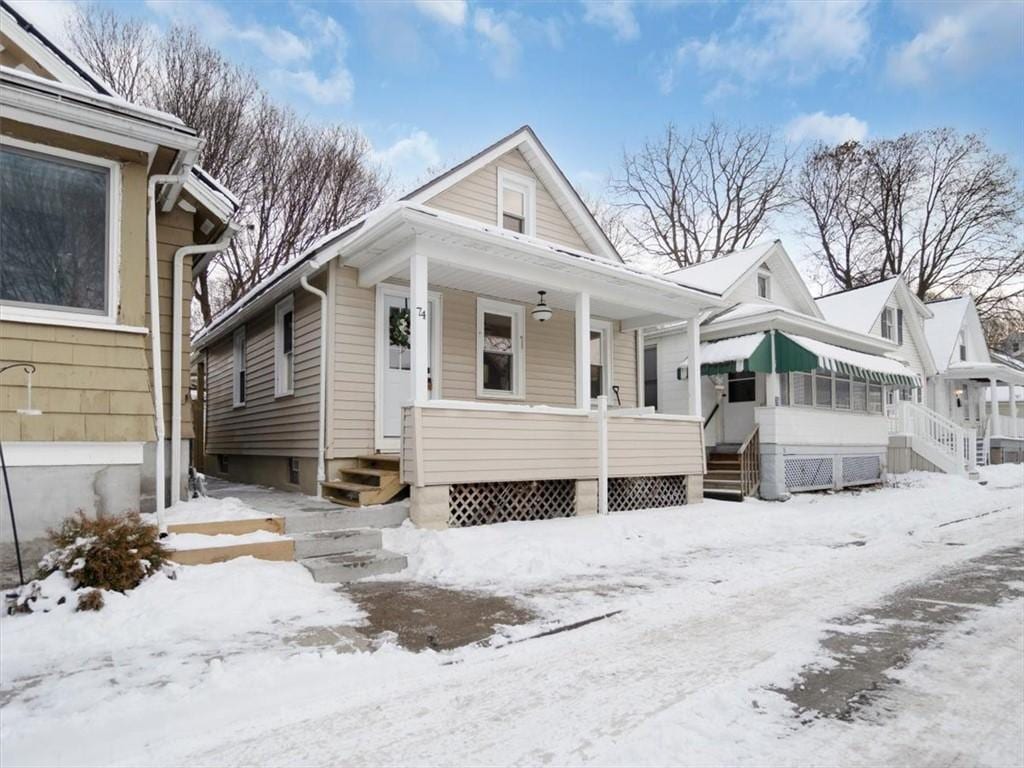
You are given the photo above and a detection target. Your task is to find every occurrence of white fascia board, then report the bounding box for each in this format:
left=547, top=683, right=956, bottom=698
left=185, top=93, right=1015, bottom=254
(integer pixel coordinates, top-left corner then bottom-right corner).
left=0, top=9, right=99, bottom=93
left=703, top=309, right=897, bottom=355
left=404, top=130, right=529, bottom=205
left=0, top=79, right=200, bottom=154
left=183, top=174, right=236, bottom=225
left=4, top=441, right=144, bottom=467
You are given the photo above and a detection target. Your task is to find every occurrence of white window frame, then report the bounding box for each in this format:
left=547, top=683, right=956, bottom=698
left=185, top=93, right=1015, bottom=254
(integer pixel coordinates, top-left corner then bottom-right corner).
left=756, top=271, right=771, bottom=300
left=881, top=307, right=896, bottom=341
left=274, top=294, right=295, bottom=398
left=476, top=298, right=525, bottom=400
left=0, top=136, right=122, bottom=328
left=496, top=167, right=536, bottom=237
left=232, top=326, right=247, bottom=408
left=589, top=318, right=614, bottom=402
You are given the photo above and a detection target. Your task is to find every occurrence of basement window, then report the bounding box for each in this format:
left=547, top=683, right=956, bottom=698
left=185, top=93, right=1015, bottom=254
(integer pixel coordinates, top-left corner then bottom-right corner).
left=288, top=457, right=300, bottom=485
left=218, top=454, right=229, bottom=473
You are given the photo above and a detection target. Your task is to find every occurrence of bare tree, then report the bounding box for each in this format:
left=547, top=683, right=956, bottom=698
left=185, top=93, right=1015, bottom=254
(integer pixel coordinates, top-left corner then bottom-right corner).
left=580, top=190, right=634, bottom=260
left=67, top=4, right=153, bottom=102
left=796, top=129, right=1023, bottom=332
left=796, top=141, right=876, bottom=289
left=611, top=122, right=791, bottom=269
left=66, top=6, right=389, bottom=325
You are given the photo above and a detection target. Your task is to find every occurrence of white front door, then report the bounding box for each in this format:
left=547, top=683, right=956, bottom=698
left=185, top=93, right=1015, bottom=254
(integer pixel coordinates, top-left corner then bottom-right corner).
left=376, top=285, right=440, bottom=451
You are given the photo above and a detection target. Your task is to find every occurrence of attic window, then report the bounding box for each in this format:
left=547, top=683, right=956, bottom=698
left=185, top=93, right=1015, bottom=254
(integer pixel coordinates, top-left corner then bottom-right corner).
left=497, top=168, right=535, bottom=237
left=757, top=272, right=771, bottom=299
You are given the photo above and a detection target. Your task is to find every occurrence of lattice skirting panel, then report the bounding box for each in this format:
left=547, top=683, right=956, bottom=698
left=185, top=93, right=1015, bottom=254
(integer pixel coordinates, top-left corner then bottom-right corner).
left=608, top=475, right=687, bottom=512
left=841, top=455, right=882, bottom=486
left=784, top=456, right=833, bottom=491
left=448, top=480, right=576, bottom=527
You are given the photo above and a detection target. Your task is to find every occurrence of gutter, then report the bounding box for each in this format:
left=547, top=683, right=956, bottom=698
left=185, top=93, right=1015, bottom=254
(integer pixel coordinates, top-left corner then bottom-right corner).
left=169, top=222, right=242, bottom=507
left=147, top=173, right=188, bottom=532
left=299, top=265, right=329, bottom=497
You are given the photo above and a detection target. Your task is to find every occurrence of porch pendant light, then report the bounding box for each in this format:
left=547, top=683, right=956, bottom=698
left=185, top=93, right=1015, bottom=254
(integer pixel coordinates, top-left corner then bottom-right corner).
left=531, top=291, right=552, bottom=323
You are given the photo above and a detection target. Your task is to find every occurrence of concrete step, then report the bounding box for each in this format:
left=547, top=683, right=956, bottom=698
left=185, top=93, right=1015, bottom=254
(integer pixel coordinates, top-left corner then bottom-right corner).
left=291, top=528, right=382, bottom=559
left=300, top=549, right=408, bottom=583
left=283, top=504, right=408, bottom=534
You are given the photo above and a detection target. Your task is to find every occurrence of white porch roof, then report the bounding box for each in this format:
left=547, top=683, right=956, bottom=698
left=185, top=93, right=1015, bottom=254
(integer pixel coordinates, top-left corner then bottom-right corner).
left=940, top=361, right=1024, bottom=386
left=332, top=203, right=724, bottom=322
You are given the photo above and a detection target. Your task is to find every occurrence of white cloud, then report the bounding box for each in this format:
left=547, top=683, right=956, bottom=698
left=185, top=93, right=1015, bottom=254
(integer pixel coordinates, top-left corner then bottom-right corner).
left=786, top=112, right=868, bottom=145
left=581, top=0, right=640, bottom=42
left=372, top=130, right=443, bottom=194
left=887, top=2, right=1023, bottom=86
left=413, top=0, right=468, bottom=27
left=661, top=1, right=870, bottom=95
left=146, top=0, right=310, bottom=64
left=274, top=67, right=354, bottom=106
left=473, top=8, right=521, bottom=78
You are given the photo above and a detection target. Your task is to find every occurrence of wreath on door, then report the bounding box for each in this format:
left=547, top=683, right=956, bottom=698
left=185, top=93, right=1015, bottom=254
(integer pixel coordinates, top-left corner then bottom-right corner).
left=390, top=307, right=411, bottom=348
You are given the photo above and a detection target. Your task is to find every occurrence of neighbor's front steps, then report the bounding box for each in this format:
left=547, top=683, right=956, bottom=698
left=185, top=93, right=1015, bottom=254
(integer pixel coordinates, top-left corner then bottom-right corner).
left=165, top=502, right=408, bottom=583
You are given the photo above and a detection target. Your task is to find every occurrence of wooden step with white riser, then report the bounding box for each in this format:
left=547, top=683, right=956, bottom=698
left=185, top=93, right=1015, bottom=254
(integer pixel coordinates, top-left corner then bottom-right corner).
left=322, top=458, right=406, bottom=507
left=167, top=516, right=285, bottom=536
left=166, top=533, right=294, bottom=566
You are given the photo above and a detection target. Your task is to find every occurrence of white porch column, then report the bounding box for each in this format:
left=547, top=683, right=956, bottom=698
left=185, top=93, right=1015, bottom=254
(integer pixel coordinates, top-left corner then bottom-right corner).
left=765, top=330, right=779, bottom=406
left=989, top=376, right=998, bottom=436
left=1010, top=383, right=1019, bottom=438
left=687, top=314, right=702, bottom=418
left=575, top=292, right=591, bottom=409
left=410, top=250, right=430, bottom=405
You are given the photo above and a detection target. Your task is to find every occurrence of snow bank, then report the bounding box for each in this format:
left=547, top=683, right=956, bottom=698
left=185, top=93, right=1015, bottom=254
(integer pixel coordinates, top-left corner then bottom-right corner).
left=164, top=530, right=286, bottom=550
left=161, top=495, right=276, bottom=524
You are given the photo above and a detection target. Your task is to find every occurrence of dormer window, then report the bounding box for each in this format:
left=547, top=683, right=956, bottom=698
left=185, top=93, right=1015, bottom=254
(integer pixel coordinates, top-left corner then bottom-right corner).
left=881, top=307, right=903, bottom=343
left=497, top=168, right=535, bottom=236
left=959, top=333, right=967, bottom=361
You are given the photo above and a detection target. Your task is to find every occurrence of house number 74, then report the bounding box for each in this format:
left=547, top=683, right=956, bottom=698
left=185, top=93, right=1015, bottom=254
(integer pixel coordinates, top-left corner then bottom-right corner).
left=415, top=306, right=427, bottom=319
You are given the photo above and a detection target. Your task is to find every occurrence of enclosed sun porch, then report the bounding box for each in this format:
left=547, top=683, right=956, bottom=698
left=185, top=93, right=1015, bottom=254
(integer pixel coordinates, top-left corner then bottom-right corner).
left=330, top=203, right=722, bottom=527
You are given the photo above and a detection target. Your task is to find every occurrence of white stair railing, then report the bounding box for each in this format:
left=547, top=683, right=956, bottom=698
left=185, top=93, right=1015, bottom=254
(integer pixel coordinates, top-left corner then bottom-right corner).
left=889, top=400, right=974, bottom=476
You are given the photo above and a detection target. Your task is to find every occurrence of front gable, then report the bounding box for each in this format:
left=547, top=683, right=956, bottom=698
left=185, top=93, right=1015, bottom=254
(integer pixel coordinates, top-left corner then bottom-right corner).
left=730, top=245, right=821, bottom=316
left=869, top=281, right=937, bottom=377
left=405, top=126, right=622, bottom=262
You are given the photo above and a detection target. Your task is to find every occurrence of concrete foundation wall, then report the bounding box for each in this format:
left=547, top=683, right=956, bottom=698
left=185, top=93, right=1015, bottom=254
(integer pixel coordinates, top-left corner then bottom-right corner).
left=204, top=453, right=319, bottom=496
left=409, top=484, right=450, bottom=529
left=140, top=440, right=191, bottom=513
left=0, top=462, right=141, bottom=587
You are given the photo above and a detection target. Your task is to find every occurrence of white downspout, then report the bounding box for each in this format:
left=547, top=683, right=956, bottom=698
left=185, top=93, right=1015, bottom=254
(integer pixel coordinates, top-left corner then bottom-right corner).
left=170, top=224, right=240, bottom=506
left=147, top=173, right=187, bottom=532
left=300, top=265, right=329, bottom=498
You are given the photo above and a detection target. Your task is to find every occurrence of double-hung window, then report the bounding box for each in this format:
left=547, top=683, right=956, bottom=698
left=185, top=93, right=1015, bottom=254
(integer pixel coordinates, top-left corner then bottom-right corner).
left=233, top=327, right=247, bottom=407
left=0, top=139, right=120, bottom=325
left=275, top=295, right=295, bottom=397
left=589, top=320, right=613, bottom=399
left=881, top=307, right=902, bottom=343
left=757, top=271, right=771, bottom=299
left=477, top=299, right=524, bottom=398
left=497, top=168, right=536, bottom=236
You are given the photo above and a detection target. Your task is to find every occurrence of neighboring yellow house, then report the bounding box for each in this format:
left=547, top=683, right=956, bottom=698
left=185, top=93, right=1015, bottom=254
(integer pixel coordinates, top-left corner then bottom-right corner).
left=194, top=126, right=719, bottom=529
left=0, top=2, right=240, bottom=583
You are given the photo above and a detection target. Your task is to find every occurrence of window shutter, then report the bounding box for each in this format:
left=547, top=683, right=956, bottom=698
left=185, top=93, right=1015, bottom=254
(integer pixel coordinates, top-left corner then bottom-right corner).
left=896, top=309, right=904, bottom=345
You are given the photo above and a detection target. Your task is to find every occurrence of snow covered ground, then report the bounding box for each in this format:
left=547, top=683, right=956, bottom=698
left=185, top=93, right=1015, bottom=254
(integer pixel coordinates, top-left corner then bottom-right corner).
left=2, top=466, right=1022, bottom=767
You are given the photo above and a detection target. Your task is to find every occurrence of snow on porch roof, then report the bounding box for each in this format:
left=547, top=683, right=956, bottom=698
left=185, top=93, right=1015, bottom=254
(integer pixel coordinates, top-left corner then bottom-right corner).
left=677, top=331, right=919, bottom=386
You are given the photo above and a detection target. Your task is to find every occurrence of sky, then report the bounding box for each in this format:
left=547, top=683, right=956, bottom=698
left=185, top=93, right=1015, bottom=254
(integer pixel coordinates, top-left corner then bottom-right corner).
left=16, top=0, right=1024, bottom=273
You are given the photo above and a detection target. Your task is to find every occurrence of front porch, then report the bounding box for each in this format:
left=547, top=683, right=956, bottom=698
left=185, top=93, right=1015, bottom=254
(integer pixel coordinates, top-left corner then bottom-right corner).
left=937, top=363, right=1024, bottom=465
left=329, top=203, right=721, bottom=526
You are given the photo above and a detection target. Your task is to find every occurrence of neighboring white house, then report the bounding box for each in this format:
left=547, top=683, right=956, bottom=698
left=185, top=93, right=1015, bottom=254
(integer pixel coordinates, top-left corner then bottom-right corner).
left=643, top=242, right=921, bottom=501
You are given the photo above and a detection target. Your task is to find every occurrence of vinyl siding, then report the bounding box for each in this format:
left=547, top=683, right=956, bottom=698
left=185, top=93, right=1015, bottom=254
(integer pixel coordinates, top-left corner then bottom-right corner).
left=205, top=279, right=324, bottom=458
left=402, top=405, right=703, bottom=486
left=424, top=148, right=589, bottom=252
left=869, top=295, right=929, bottom=382
left=331, top=265, right=376, bottom=457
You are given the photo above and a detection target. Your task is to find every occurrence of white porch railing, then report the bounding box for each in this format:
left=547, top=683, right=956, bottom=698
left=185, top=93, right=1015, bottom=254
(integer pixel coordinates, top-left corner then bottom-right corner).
left=888, top=400, right=976, bottom=476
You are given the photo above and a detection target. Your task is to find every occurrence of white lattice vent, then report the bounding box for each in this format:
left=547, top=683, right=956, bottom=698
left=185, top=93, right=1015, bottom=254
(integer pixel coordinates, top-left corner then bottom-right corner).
left=784, top=457, right=833, bottom=491
left=841, top=455, right=882, bottom=485
left=608, top=475, right=687, bottom=512
left=448, top=480, right=576, bottom=527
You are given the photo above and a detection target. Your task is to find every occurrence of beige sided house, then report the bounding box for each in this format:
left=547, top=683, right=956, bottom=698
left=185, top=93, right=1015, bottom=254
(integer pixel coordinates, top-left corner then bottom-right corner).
left=195, top=126, right=722, bottom=528
left=0, top=2, right=240, bottom=582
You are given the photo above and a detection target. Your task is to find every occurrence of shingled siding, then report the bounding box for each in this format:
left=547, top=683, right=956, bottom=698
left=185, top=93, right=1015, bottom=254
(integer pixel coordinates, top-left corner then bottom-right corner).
left=204, top=275, right=325, bottom=459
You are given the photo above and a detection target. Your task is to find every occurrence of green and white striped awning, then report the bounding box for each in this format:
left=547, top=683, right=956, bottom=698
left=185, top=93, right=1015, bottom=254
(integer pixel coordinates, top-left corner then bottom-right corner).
left=678, top=331, right=920, bottom=387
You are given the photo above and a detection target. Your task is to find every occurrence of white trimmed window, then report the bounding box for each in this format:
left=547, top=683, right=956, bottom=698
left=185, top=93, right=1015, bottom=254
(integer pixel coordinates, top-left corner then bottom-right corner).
left=497, top=168, right=536, bottom=236
left=477, top=298, right=524, bottom=398
left=590, top=319, right=614, bottom=399
left=233, top=327, right=247, bottom=407
left=0, top=138, right=121, bottom=326
left=881, top=307, right=902, bottom=343
left=275, top=295, right=295, bottom=397
left=756, top=271, right=771, bottom=299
